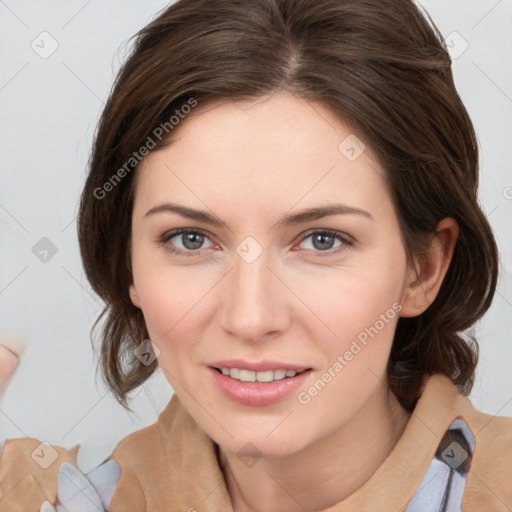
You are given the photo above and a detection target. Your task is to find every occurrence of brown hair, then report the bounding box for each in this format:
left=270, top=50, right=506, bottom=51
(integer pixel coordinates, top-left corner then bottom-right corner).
left=78, top=0, right=498, bottom=411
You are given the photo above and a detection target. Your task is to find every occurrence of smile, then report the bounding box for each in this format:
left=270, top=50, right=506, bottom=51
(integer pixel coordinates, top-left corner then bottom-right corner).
left=209, top=366, right=313, bottom=406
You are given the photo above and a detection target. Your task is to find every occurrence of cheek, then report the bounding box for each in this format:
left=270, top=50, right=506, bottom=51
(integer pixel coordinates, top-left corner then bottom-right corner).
left=291, top=254, right=406, bottom=356
left=137, top=277, right=194, bottom=343
left=131, top=256, right=218, bottom=371
left=136, top=281, right=199, bottom=384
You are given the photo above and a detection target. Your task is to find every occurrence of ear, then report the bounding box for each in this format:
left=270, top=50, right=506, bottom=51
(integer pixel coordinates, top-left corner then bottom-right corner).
left=129, top=281, right=141, bottom=309
left=400, top=218, right=459, bottom=318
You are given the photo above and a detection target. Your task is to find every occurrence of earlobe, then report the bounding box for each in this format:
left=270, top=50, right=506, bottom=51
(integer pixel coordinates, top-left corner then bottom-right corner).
left=400, top=280, right=430, bottom=318
left=400, top=218, right=459, bottom=318
left=129, top=283, right=141, bottom=309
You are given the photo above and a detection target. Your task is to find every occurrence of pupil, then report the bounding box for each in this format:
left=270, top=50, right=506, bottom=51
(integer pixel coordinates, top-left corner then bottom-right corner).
left=314, top=233, right=333, bottom=250
left=183, top=233, right=203, bottom=250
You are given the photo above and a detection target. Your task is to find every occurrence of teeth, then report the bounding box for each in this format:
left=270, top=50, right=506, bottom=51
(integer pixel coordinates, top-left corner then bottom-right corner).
left=239, top=369, right=256, bottom=382
left=273, top=369, right=287, bottom=380
left=256, top=370, right=273, bottom=383
left=219, top=367, right=301, bottom=382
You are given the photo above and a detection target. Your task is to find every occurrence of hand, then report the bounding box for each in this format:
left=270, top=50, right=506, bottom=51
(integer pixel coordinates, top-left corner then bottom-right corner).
left=39, top=461, right=120, bottom=512
left=0, top=339, right=24, bottom=397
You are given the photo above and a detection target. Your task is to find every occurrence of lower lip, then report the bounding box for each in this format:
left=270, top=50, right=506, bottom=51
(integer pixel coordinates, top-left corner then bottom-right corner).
left=208, top=367, right=312, bottom=406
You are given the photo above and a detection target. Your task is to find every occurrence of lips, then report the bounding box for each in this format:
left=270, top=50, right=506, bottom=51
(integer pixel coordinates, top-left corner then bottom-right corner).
left=207, top=359, right=313, bottom=405
left=208, top=366, right=312, bottom=406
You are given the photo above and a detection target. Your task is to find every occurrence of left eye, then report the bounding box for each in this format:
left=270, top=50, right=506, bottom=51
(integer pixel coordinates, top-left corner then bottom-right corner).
left=298, top=230, right=350, bottom=253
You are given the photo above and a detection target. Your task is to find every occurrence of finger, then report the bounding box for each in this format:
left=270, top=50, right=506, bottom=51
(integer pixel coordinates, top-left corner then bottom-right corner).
left=0, top=344, right=21, bottom=395
left=0, top=339, right=25, bottom=357
left=57, top=463, right=104, bottom=512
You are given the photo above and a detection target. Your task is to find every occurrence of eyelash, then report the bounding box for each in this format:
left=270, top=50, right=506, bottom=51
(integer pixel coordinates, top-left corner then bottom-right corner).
left=157, top=228, right=354, bottom=258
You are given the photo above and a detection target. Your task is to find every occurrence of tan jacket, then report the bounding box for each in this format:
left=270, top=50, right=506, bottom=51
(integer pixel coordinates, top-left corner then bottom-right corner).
left=1, top=373, right=511, bottom=511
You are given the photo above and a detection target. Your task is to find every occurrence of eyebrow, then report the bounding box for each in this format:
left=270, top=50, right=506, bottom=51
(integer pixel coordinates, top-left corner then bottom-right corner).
left=144, top=202, right=373, bottom=228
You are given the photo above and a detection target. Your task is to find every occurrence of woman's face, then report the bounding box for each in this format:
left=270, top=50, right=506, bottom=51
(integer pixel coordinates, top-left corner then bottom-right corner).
left=129, top=92, right=415, bottom=458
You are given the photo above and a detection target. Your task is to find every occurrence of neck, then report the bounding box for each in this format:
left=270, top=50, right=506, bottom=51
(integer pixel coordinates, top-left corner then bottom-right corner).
left=218, top=380, right=412, bottom=512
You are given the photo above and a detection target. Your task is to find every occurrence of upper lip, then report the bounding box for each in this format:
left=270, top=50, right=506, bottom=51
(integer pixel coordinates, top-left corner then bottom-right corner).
left=208, top=359, right=312, bottom=372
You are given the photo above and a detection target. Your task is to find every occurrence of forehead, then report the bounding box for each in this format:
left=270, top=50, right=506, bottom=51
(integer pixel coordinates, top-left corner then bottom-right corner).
left=133, top=92, right=391, bottom=223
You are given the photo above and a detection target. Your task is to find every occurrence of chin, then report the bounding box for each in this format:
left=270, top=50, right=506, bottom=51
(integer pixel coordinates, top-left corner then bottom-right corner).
left=218, top=430, right=307, bottom=461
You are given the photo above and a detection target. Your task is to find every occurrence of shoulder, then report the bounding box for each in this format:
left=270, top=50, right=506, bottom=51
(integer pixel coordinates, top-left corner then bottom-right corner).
left=463, top=400, right=512, bottom=451
left=0, top=437, right=121, bottom=511
left=452, top=387, right=512, bottom=470
left=112, top=421, right=160, bottom=456
left=419, top=374, right=512, bottom=508
left=458, top=401, right=512, bottom=508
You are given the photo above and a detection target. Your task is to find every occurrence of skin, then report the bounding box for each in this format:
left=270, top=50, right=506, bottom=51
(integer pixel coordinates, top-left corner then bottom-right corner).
left=128, top=91, right=458, bottom=512
left=0, top=340, right=23, bottom=397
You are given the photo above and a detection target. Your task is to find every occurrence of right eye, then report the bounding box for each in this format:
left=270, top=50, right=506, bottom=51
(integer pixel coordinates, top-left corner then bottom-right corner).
left=158, top=228, right=215, bottom=257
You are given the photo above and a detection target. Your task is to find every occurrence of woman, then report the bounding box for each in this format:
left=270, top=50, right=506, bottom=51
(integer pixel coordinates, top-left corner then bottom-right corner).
left=1, top=0, right=511, bottom=510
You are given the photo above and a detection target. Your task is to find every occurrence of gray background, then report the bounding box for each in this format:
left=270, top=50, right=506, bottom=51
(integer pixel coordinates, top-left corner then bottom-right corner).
left=0, top=0, right=511, bottom=473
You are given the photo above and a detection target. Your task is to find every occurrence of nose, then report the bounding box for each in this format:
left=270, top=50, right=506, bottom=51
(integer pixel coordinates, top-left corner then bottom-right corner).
left=220, top=245, right=289, bottom=344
